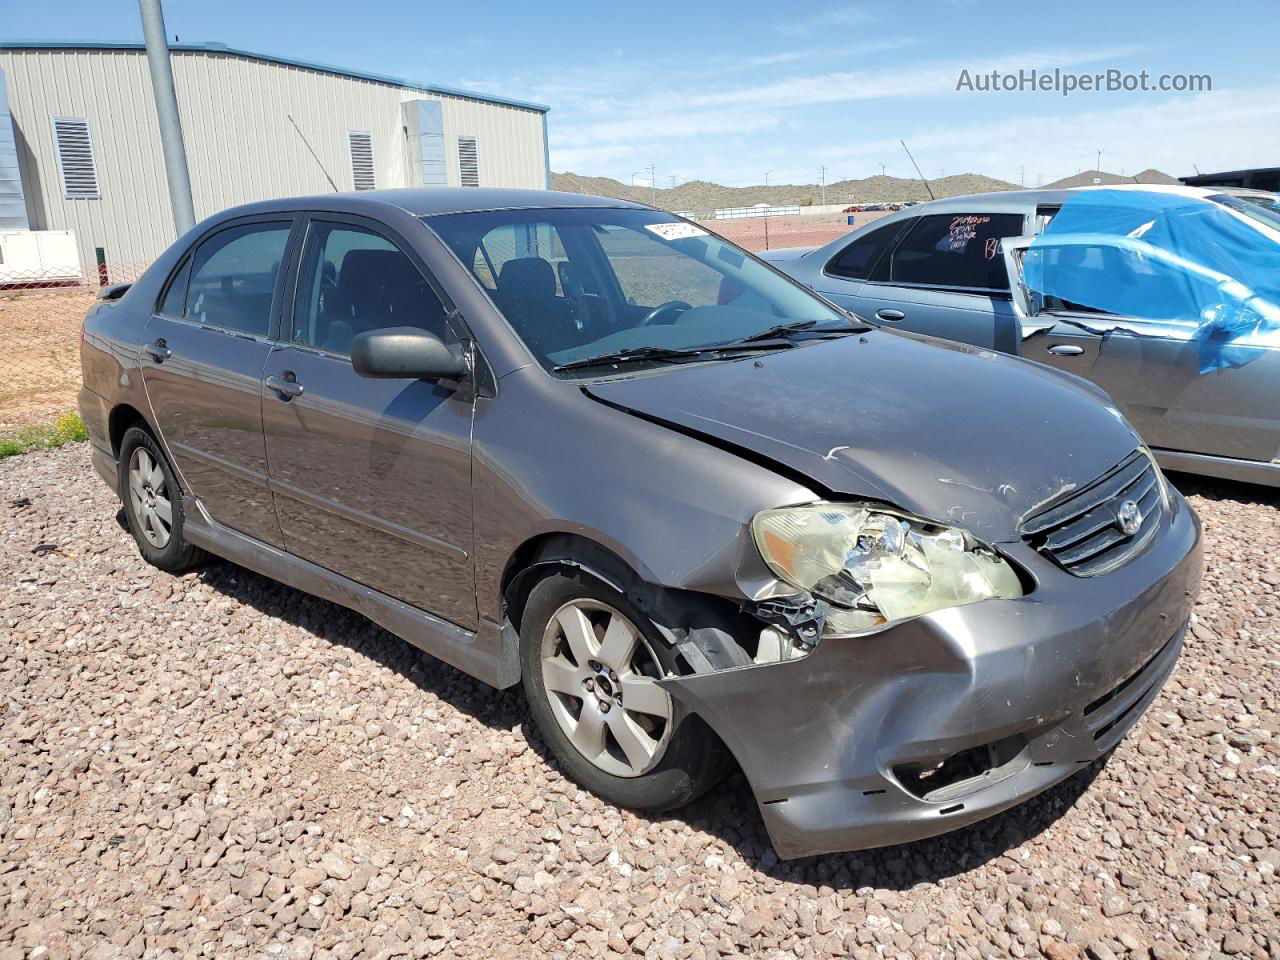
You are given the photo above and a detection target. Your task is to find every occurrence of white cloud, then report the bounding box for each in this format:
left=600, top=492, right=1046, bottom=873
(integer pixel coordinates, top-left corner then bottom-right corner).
left=775, top=4, right=875, bottom=37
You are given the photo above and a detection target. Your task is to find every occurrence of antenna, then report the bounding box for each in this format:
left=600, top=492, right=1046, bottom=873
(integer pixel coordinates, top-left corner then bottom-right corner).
left=900, top=140, right=934, bottom=200
left=287, top=114, right=339, bottom=192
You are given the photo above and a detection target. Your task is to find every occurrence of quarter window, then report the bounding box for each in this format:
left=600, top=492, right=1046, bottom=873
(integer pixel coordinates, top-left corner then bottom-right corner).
left=185, top=223, right=291, bottom=336
left=887, top=213, right=1024, bottom=290
left=156, top=257, right=192, bottom=318
left=292, top=222, right=447, bottom=356
left=826, top=220, right=910, bottom=281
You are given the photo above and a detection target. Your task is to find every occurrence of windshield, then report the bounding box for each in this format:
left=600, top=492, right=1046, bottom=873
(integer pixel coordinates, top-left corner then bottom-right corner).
left=1210, top=192, right=1280, bottom=233
left=424, top=207, right=854, bottom=373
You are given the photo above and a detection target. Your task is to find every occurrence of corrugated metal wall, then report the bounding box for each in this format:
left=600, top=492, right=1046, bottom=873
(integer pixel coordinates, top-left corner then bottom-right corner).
left=0, top=47, right=548, bottom=267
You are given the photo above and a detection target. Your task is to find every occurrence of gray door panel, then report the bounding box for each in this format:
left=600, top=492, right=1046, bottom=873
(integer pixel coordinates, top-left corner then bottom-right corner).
left=139, top=317, right=283, bottom=547
left=261, top=346, right=479, bottom=629
left=841, top=282, right=1014, bottom=351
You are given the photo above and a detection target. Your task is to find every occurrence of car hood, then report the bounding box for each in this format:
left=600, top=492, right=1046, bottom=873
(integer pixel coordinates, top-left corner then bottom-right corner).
left=757, top=246, right=817, bottom=262
left=584, top=330, right=1141, bottom=543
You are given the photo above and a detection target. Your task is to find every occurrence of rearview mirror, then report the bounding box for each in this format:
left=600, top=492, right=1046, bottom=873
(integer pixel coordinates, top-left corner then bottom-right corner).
left=351, top=326, right=468, bottom=381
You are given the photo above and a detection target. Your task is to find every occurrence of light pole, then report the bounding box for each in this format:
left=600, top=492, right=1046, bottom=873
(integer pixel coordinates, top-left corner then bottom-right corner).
left=139, top=0, right=195, bottom=235
left=818, top=165, right=826, bottom=205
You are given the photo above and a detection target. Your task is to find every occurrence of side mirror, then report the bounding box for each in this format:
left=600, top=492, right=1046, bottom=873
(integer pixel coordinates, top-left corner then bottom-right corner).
left=351, top=326, right=468, bottom=381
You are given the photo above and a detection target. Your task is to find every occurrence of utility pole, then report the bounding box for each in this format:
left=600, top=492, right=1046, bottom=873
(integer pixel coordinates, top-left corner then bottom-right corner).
left=819, top=165, right=826, bottom=205
left=878, top=162, right=886, bottom=177
left=139, top=0, right=195, bottom=235
left=1020, top=165, right=1025, bottom=187
left=1096, top=148, right=1103, bottom=172
left=647, top=164, right=656, bottom=206
left=765, top=169, right=773, bottom=186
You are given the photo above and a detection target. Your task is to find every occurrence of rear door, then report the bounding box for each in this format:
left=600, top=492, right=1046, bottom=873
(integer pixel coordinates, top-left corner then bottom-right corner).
left=139, top=217, right=296, bottom=547
left=809, top=217, right=913, bottom=315
left=260, top=215, right=478, bottom=628
left=847, top=211, right=1028, bottom=353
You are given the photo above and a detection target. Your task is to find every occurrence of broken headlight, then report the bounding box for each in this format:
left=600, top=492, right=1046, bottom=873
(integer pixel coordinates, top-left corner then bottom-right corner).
left=752, top=504, right=1023, bottom=636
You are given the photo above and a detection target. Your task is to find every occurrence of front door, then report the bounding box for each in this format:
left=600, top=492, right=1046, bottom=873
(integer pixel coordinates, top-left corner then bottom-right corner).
left=1006, top=235, right=1280, bottom=463
left=261, top=217, right=478, bottom=629
left=139, top=217, right=296, bottom=547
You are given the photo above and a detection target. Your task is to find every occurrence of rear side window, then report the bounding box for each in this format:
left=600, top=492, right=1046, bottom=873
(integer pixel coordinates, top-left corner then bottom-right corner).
left=186, top=223, right=291, bottom=336
left=887, top=213, right=1024, bottom=291
left=826, top=219, right=910, bottom=280
left=156, top=257, right=191, bottom=317
left=292, top=222, right=448, bottom=356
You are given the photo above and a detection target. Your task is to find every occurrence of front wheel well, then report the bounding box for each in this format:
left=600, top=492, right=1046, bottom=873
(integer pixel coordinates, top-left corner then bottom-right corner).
left=500, top=533, right=763, bottom=677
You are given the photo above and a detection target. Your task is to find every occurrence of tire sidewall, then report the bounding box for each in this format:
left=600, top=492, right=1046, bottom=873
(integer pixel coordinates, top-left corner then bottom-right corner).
left=519, top=570, right=725, bottom=812
left=117, top=425, right=193, bottom=570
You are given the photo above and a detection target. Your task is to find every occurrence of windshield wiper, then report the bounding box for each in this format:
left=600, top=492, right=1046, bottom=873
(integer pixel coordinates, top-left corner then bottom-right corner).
left=717, top=319, right=868, bottom=347
left=552, top=345, right=713, bottom=372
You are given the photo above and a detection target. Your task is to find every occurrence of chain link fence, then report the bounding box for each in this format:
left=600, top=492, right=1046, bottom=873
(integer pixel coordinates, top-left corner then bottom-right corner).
left=0, top=263, right=149, bottom=433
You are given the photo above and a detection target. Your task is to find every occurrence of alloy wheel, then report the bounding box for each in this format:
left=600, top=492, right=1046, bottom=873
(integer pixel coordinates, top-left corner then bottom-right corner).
left=539, top=599, right=674, bottom=778
left=128, top=447, right=173, bottom=549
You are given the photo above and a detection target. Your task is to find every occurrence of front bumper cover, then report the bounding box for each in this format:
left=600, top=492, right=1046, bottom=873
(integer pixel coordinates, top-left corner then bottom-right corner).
left=659, top=495, right=1202, bottom=859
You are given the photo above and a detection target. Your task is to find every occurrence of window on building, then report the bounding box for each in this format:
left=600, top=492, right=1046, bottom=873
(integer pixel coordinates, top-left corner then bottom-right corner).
left=458, top=137, right=480, bottom=188
left=52, top=117, right=99, bottom=200
left=348, top=131, right=376, bottom=191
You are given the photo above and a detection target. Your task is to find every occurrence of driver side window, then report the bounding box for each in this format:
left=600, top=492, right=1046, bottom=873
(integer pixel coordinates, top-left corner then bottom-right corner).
left=292, top=222, right=448, bottom=356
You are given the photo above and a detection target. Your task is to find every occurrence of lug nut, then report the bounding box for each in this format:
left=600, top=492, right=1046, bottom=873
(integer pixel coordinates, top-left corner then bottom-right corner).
left=599, top=701, right=611, bottom=713
left=583, top=676, right=594, bottom=688
left=608, top=670, right=618, bottom=682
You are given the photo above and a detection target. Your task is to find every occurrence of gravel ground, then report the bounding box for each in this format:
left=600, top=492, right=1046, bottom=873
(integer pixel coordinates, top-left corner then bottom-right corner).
left=2, top=443, right=1277, bottom=960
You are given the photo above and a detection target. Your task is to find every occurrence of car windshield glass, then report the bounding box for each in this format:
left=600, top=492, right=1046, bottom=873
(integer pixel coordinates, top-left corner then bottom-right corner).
left=424, top=207, right=856, bottom=374
left=1210, top=193, right=1280, bottom=233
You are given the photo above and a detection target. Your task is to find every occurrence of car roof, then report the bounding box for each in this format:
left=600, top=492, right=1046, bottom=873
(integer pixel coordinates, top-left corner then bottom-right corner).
left=211, top=188, right=649, bottom=221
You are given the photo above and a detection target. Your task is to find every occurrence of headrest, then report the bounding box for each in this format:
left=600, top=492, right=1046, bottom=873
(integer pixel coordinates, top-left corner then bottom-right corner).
left=497, top=257, right=556, bottom=300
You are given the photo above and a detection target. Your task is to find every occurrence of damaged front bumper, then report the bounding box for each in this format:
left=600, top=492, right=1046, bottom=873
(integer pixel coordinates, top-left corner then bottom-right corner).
left=658, top=494, right=1202, bottom=859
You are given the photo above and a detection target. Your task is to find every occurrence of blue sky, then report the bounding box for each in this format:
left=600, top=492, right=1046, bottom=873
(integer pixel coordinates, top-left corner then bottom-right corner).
left=8, top=0, right=1278, bottom=187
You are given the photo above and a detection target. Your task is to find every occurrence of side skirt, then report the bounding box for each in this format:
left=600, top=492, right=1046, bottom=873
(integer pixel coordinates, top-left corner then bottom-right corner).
left=1152, top=448, right=1280, bottom=488
left=182, top=498, right=520, bottom=689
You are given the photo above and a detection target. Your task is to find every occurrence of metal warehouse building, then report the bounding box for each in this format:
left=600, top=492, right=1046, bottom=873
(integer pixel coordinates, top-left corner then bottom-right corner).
left=0, top=41, right=551, bottom=268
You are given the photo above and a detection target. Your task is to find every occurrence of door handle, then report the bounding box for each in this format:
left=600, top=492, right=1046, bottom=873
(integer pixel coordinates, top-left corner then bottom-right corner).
left=876, top=308, right=905, bottom=321
left=265, top=374, right=304, bottom=399
left=1048, top=344, right=1085, bottom=356
left=143, top=340, right=171, bottom=362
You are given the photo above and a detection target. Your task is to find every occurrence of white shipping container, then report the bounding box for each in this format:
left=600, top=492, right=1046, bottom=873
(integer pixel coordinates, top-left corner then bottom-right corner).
left=0, top=229, right=84, bottom=283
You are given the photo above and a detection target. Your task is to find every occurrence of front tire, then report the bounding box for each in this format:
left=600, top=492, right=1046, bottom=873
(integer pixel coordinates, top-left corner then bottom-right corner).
left=520, top=571, right=731, bottom=812
left=117, top=425, right=204, bottom=572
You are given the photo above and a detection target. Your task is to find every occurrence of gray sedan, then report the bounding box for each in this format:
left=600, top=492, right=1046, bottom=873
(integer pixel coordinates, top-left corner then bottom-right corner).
left=762, top=185, right=1280, bottom=487
left=80, top=188, right=1201, bottom=858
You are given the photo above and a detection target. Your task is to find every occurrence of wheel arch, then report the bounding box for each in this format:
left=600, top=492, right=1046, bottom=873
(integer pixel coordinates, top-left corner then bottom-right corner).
left=108, top=403, right=153, bottom=455
left=499, top=531, right=762, bottom=682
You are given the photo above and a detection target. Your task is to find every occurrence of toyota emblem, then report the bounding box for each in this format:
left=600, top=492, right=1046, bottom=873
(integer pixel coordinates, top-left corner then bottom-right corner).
left=1115, top=499, right=1142, bottom=536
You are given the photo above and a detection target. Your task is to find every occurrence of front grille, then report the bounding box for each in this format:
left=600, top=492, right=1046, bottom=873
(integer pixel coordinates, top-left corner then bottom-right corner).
left=1021, top=450, right=1164, bottom=576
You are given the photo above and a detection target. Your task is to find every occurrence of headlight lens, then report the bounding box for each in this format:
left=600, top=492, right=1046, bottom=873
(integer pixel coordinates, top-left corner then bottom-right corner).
left=752, top=503, right=1023, bottom=635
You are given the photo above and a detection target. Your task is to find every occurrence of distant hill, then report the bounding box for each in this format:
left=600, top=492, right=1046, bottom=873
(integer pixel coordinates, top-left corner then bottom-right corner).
left=1039, top=168, right=1181, bottom=189
left=551, top=171, right=1020, bottom=215
left=552, top=168, right=1185, bottom=213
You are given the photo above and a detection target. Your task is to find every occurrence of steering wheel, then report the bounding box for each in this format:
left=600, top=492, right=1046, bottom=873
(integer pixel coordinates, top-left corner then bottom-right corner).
left=637, top=300, right=693, bottom=327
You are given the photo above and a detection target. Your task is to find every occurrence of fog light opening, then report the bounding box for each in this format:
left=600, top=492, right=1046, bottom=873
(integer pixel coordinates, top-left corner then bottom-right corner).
left=892, top=733, right=1029, bottom=803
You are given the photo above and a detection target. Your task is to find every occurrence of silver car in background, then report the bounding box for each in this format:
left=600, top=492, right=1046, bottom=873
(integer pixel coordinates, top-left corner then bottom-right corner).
left=763, top=185, right=1280, bottom=487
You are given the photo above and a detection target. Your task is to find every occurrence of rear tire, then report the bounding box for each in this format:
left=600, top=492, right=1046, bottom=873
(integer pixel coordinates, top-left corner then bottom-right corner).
left=118, top=425, right=204, bottom=572
left=520, top=570, right=731, bottom=812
